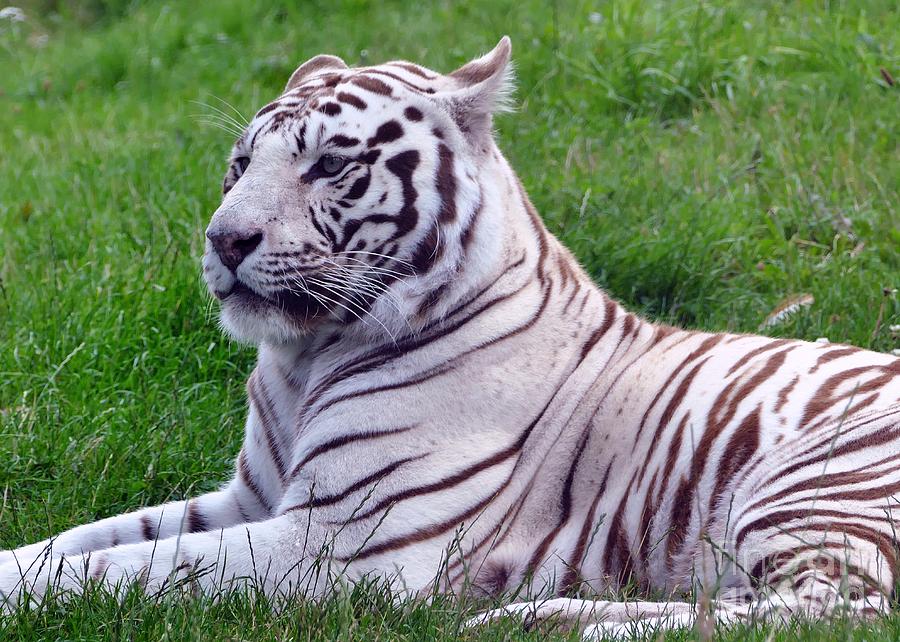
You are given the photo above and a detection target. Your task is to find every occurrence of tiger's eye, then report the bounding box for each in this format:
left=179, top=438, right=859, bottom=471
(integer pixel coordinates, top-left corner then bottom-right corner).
left=320, top=155, right=346, bottom=175
left=235, top=156, right=250, bottom=174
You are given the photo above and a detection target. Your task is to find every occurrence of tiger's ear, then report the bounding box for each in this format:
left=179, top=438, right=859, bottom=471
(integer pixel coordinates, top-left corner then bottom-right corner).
left=440, top=36, right=515, bottom=143
left=285, top=54, right=349, bottom=91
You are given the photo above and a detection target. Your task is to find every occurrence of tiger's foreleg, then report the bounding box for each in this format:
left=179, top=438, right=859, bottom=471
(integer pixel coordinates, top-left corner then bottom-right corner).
left=468, top=597, right=746, bottom=639
left=0, top=477, right=269, bottom=571
left=0, top=512, right=330, bottom=610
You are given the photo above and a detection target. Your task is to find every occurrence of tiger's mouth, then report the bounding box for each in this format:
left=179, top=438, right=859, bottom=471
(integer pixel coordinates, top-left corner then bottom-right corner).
left=223, top=280, right=329, bottom=319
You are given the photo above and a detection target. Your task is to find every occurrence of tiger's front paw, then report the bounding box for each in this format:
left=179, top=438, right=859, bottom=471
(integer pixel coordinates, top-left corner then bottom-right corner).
left=0, top=540, right=56, bottom=573
left=0, top=554, right=87, bottom=612
left=466, top=599, right=590, bottom=635
left=0, top=561, right=28, bottom=612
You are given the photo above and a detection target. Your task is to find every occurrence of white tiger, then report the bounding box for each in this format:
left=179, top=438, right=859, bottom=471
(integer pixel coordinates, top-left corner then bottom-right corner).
left=2, top=38, right=899, bottom=638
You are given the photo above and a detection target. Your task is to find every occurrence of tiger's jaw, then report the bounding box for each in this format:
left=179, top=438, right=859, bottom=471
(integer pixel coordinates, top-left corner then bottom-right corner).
left=202, top=240, right=331, bottom=346
left=216, top=285, right=323, bottom=346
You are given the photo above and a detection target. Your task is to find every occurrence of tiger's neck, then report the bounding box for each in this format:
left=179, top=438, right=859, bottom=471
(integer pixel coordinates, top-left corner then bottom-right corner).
left=459, top=145, right=654, bottom=349
left=404, top=146, right=562, bottom=327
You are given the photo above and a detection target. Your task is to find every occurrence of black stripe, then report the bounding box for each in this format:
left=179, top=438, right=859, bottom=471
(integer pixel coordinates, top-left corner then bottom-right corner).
left=238, top=450, right=272, bottom=514
left=285, top=455, right=425, bottom=511
left=247, top=373, right=287, bottom=480
left=140, top=514, right=157, bottom=541
left=291, top=425, right=415, bottom=478
left=187, top=501, right=209, bottom=534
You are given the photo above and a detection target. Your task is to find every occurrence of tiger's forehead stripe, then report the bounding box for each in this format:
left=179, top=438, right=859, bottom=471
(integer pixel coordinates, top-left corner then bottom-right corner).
left=241, top=62, right=448, bottom=153
left=336, top=92, right=367, bottom=110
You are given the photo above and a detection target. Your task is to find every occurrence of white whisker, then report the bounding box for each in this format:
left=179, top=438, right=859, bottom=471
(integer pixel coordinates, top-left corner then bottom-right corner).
left=320, top=261, right=409, bottom=312
left=327, top=256, right=414, bottom=281
left=207, top=95, right=250, bottom=127
left=192, top=109, right=246, bottom=136
left=315, top=271, right=404, bottom=315
left=190, top=99, right=249, bottom=131
left=193, top=115, right=245, bottom=139
left=308, top=278, right=398, bottom=344
left=324, top=268, right=415, bottom=336
left=310, top=273, right=378, bottom=311
left=286, top=275, right=346, bottom=325
left=333, top=250, right=417, bottom=271
left=304, top=280, right=373, bottom=329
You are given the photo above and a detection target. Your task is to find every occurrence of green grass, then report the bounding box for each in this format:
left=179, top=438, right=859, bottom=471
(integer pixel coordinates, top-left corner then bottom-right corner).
left=1, top=0, right=898, bottom=639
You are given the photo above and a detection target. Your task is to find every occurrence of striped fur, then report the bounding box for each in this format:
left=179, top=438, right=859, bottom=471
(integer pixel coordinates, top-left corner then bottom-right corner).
left=2, top=38, right=899, bottom=636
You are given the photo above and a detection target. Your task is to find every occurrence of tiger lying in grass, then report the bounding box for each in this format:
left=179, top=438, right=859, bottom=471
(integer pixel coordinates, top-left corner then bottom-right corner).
left=2, top=37, right=898, bottom=638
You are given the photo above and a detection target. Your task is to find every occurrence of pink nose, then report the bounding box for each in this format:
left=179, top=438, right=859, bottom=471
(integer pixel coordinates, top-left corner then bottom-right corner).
left=207, top=228, right=263, bottom=272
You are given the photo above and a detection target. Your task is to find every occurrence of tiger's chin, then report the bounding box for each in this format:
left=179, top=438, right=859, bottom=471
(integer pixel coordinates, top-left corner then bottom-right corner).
left=217, top=283, right=328, bottom=346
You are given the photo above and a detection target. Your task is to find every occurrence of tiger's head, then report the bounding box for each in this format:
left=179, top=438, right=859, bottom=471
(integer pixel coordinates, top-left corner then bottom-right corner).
left=203, top=37, right=514, bottom=346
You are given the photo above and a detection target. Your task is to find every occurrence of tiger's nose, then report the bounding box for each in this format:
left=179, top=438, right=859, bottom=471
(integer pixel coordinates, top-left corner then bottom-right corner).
left=207, top=228, right=263, bottom=272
